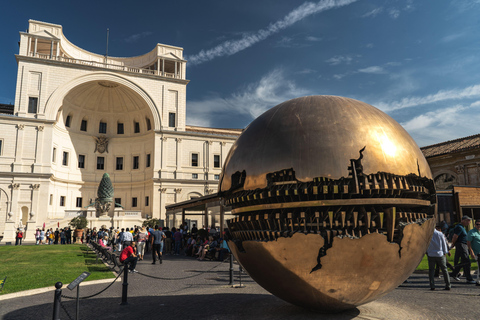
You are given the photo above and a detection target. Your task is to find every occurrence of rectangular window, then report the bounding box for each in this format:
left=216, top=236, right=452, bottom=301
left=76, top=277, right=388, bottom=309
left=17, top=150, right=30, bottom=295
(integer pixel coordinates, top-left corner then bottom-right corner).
left=146, top=154, right=151, bottom=168
left=191, top=153, right=198, bottom=167
left=214, top=155, right=220, bottom=168
left=65, top=115, right=71, bottom=127
left=134, top=121, right=140, bottom=133
left=0, top=139, right=2, bottom=156
left=214, top=174, right=220, bottom=180
left=28, top=97, right=38, bottom=114
left=133, top=156, right=139, bottom=169
left=145, top=196, right=149, bottom=206
left=80, top=120, right=87, bottom=132
left=169, top=113, right=176, bottom=127
left=192, top=173, right=198, bottom=179
left=76, top=197, right=82, bottom=208
left=116, top=157, right=123, bottom=170
left=132, top=197, right=137, bottom=207
left=49, top=194, right=53, bottom=205
left=117, top=122, right=124, bottom=134
left=99, top=122, right=107, bottom=134
left=97, top=156, right=105, bottom=170
left=78, top=154, right=85, bottom=168
left=62, top=151, right=69, bottom=166
left=52, top=147, right=56, bottom=162
left=60, top=196, right=65, bottom=207
left=146, top=118, right=152, bottom=131
left=115, top=198, right=121, bottom=207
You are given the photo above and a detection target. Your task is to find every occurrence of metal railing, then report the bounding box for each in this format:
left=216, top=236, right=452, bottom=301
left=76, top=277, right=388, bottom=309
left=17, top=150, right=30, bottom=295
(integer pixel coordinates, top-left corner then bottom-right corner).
left=29, top=53, right=179, bottom=79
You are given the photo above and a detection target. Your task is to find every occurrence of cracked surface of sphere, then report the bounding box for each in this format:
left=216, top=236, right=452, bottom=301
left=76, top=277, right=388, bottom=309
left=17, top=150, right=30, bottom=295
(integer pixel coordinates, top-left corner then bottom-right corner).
left=220, top=95, right=436, bottom=312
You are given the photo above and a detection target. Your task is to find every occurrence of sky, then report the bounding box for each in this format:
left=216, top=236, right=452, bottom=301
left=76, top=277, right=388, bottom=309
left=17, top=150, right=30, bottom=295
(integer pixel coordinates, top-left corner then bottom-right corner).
left=1, top=0, right=480, bottom=147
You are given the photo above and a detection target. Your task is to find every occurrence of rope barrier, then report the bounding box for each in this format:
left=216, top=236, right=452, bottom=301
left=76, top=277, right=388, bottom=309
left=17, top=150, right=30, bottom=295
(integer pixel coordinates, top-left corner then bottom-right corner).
left=59, top=300, right=74, bottom=320
left=61, top=267, right=124, bottom=300
left=136, top=260, right=224, bottom=280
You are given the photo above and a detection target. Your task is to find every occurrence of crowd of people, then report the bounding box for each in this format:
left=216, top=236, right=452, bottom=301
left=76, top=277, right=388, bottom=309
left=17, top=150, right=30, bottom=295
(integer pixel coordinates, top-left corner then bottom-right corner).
left=15, top=227, right=77, bottom=245
left=85, top=223, right=231, bottom=273
left=426, top=215, right=480, bottom=290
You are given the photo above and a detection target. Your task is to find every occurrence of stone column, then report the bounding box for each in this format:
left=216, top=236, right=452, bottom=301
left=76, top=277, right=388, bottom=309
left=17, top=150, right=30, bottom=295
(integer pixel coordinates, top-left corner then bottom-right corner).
left=33, top=126, right=44, bottom=173
left=31, top=184, right=41, bottom=223
left=160, top=137, right=167, bottom=177
left=159, top=187, right=167, bottom=221
left=13, top=124, right=25, bottom=171
left=176, top=138, right=182, bottom=179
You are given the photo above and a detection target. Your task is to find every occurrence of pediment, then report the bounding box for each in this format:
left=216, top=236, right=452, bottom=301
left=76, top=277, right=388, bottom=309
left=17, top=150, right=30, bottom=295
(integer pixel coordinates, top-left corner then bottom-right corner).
left=159, top=52, right=182, bottom=60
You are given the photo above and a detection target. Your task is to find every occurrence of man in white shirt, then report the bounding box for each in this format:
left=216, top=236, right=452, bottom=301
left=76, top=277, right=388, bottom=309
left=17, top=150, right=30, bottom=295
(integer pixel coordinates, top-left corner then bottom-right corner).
left=427, top=224, right=451, bottom=290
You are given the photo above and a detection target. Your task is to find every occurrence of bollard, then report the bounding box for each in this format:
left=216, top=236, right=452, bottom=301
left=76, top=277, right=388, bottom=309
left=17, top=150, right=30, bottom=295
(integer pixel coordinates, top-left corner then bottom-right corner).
left=229, top=254, right=234, bottom=285
left=120, top=266, right=128, bottom=305
left=52, top=282, right=62, bottom=320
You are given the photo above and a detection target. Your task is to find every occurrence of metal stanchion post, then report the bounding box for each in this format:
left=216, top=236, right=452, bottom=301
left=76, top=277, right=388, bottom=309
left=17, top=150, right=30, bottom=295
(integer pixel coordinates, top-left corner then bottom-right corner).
left=52, top=282, right=62, bottom=320
left=239, top=265, right=242, bottom=287
left=229, top=254, right=234, bottom=285
left=120, top=266, right=128, bottom=305
left=76, top=285, right=80, bottom=320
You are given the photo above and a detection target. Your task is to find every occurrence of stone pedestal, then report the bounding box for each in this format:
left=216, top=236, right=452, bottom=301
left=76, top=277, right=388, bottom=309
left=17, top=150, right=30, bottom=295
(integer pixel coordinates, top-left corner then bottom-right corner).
left=3, top=221, right=16, bottom=243
left=24, top=221, right=37, bottom=242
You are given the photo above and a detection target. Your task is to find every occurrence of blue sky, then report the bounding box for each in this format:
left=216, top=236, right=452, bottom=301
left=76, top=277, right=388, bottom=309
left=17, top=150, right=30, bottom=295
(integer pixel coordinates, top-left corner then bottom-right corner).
left=1, top=0, right=480, bottom=147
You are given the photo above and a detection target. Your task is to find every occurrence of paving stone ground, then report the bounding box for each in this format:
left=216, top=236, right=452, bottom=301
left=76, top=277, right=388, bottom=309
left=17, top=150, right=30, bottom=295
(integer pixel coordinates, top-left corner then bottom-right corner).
left=1, top=251, right=479, bottom=320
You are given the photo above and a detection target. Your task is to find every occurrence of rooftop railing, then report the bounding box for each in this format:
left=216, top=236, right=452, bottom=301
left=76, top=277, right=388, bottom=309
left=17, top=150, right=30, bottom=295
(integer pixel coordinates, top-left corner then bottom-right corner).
left=29, top=52, right=179, bottom=79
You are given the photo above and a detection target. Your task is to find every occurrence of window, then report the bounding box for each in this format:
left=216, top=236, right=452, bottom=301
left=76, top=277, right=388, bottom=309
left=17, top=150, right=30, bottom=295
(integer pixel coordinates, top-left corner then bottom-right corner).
left=117, top=122, right=124, bottom=134
left=28, top=97, right=38, bottom=113
left=115, top=198, right=121, bottom=207
left=169, top=113, right=176, bottom=127
left=60, top=196, right=65, bottom=207
left=133, top=156, right=139, bottom=169
left=99, top=121, right=107, bottom=134
left=62, top=151, right=69, bottom=166
left=214, top=174, right=220, bottom=180
left=80, top=119, right=87, bottom=131
left=52, top=147, right=56, bottom=162
left=214, top=155, right=220, bottom=168
left=78, top=154, right=85, bottom=168
left=191, top=153, right=198, bottom=167
left=145, top=196, right=149, bottom=206
left=97, top=157, right=105, bottom=170
left=192, top=173, right=198, bottom=179
left=65, top=115, right=71, bottom=127
left=76, top=197, right=83, bottom=208
left=132, top=197, right=138, bottom=207
left=146, top=154, right=151, bottom=168
left=146, top=118, right=152, bottom=131
left=0, top=140, right=2, bottom=156
left=49, top=194, right=53, bottom=205
left=134, top=121, right=140, bottom=133
left=116, top=157, right=123, bottom=170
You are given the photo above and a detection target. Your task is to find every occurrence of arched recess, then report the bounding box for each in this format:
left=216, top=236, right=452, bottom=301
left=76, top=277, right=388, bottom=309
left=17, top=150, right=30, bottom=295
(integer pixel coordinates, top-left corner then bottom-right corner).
left=44, top=72, right=161, bottom=130
left=187, top=192, right=203, bottom=201
left=434, top=170, right=458, bottom=190
left=0, top=188, right=9, bottom=235
left=21, top=206, right=29, bottom=227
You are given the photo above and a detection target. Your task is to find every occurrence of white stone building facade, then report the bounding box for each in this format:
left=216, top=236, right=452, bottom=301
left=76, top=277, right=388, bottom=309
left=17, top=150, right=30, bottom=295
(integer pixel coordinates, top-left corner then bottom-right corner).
left=0, top=20, right=240, bottom=242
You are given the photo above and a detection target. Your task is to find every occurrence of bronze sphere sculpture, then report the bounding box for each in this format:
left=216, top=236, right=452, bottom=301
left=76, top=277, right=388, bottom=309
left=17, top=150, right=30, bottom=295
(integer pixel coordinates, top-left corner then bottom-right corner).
left=220, top=96, right=435, bottom=312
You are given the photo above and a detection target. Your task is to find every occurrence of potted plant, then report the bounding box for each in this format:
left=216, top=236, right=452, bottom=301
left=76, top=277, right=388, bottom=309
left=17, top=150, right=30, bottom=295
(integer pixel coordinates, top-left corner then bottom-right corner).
left=69, top=216, right=88, bottom=243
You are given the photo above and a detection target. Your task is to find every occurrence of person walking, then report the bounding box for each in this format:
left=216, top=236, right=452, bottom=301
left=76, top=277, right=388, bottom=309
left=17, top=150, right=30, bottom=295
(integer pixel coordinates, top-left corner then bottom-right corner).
left=136, top=227, right=148, bottom=261
left=150, top=225, right=165, bottom=264
left=467, top=219, right=480, bottom=285
left=450, top=215, right=476, bottom=284
left=427, top=224, right=451, bottom=290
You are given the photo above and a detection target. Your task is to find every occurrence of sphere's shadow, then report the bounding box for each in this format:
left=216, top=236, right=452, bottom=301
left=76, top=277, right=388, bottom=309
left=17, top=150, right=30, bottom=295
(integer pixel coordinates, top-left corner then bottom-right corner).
left=3, top=293, right=361, bottom=320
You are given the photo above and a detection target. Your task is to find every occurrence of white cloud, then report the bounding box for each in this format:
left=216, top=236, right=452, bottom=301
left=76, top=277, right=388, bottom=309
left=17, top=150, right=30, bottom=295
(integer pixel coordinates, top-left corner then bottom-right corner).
left=376, top=84, right=480, bottom=112
left=389, top=8, right=401, bottom=19
left=187, top=0, right=358, bottom=65
left=325, top=55, right=354, bottom=65
left=306, top=36, right=322, bottom=41
left=186, top=69, right=309, bottom=126
left=402, top=102, right=480, bottom=146
left=362, top=7, right=383, bottom=18
left=440, top=32, right=465, bottom=43
left=358, top=66, right=386, bottom=74
left=124, top=31, right=152, bottom=43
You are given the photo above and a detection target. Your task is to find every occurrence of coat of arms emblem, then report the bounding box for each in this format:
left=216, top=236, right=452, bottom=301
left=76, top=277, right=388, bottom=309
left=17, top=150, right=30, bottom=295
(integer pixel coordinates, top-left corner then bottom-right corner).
left=93, top=136, right=109, bottom=153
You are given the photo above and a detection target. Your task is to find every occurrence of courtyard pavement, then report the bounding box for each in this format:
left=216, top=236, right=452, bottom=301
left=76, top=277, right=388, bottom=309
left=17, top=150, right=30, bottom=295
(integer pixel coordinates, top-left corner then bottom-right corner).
left=0, top=252, right=479, bottom=320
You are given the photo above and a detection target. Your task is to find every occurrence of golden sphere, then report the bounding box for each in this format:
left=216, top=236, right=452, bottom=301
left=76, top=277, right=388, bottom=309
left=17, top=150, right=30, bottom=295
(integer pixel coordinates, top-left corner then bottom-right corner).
left=221, top=96, right=435, bottom=312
